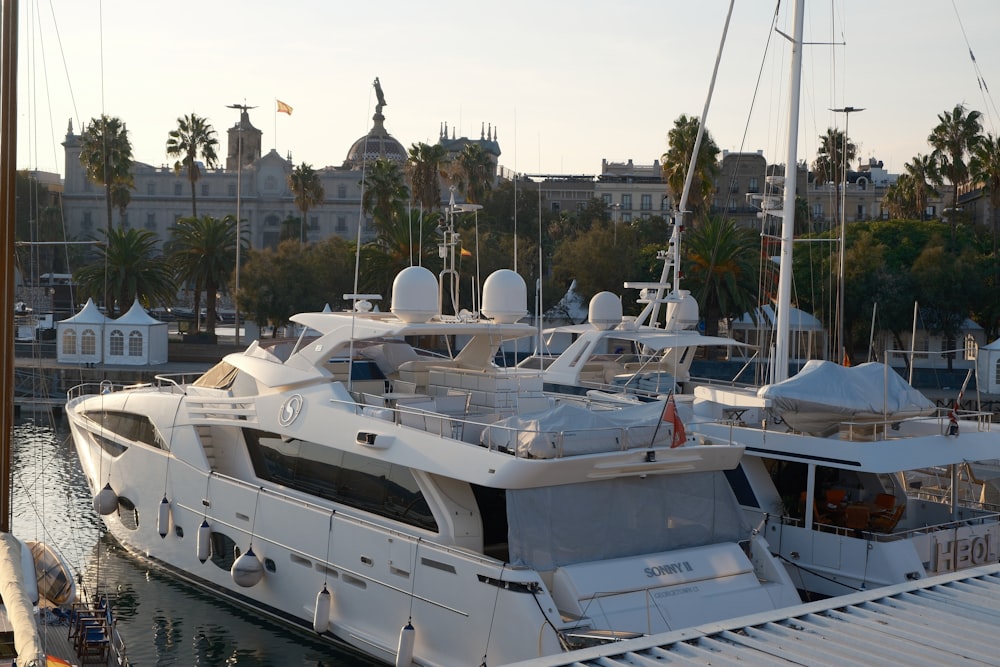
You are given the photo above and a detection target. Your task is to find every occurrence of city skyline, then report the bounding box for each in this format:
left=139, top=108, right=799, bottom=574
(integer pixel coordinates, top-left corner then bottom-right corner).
left=16, top=1, right=1000, bottom=180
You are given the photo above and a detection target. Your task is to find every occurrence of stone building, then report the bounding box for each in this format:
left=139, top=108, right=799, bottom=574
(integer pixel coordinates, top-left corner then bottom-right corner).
left=60, top=98, right=501, bottom=252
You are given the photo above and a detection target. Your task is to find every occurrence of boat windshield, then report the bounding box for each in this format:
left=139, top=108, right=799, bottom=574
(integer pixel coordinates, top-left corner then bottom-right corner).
left=506, top=471, right=748, bottom=571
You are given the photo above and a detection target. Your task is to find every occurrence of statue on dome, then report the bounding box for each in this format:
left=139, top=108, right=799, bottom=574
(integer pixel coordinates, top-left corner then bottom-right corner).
left=373, top=77, right=387, bottom=114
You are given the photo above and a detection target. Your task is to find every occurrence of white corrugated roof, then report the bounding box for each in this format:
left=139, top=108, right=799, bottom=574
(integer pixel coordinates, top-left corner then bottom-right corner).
left=502, top=564, right=1000, bottom=667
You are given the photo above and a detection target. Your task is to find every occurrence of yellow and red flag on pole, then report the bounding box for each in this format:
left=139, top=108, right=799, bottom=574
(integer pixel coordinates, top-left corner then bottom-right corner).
left=276, top=99, right=293, bottom=115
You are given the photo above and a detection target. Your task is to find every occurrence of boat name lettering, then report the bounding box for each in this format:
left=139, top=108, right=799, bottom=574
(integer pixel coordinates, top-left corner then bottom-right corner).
left=644, top=561, right=694, bottom=578
left=932, top=532, right=997, bottom=573
left=653, top=585, right=699, bottom=598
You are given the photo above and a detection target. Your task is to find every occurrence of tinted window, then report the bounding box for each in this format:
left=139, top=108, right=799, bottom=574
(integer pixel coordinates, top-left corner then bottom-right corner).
left=85, top=411, right=166, bottom=450
left=244, top=429, right=437, bottom=531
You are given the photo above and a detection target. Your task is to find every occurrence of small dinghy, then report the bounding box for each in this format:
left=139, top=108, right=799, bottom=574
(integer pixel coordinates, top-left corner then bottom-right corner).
left=27, top=541, right=76, bottom=606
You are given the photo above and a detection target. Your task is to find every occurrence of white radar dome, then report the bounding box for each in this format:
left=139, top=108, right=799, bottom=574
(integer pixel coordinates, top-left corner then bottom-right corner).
left=391, top=266, right=438, bottom=323
left=664, top=290, right=699, bottom=330
left=481, top=270, right=527, bottom=323
left=589, top=292, right=623, bottom=330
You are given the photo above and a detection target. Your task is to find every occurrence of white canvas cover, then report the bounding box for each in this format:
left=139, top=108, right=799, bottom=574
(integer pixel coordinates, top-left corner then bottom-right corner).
left=56, top=297, right=108, bottom=364
left=106, top=299, right=168, bottom=365
left=506, top=472, right=749, bottom=571
left=481, top=400, right=677, bottom=457
left=759, top=360, right=935, bottom=435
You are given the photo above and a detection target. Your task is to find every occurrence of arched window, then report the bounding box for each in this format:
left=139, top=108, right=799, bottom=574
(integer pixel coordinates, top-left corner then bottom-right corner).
left=109, top=329, right=124, bottom=356
left=62, top=329, right=77, bottom=355
left=128, top=330, right=143, bottom=356
left=81, top=329, right=97, bottom=356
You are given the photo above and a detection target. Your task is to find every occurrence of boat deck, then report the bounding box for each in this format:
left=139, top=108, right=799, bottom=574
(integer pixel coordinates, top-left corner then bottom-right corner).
left=37, top=601, right=124, bottom=666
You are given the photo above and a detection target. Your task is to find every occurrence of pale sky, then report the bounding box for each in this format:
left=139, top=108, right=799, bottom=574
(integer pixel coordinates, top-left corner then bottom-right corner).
left=15, top=1, right=1000, bottom=179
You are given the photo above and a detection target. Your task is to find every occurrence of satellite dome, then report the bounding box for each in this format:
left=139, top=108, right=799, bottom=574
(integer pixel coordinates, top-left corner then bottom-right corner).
left=391, top=266, right=438, bottom=323
left=664, top=290, right=700, bottom=330
left=589, top=292, right=622, bottom=330
left=481, top=270, right=527, bottom=323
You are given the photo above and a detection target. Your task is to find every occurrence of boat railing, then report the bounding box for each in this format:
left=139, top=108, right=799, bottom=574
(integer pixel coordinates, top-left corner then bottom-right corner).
left=758, top=505, right=1000, bottom=541
left=838, top=406, right=994, bottom=440
left=333, top=394, right=668, bottom=458
left=66, top=380, right=154, bottom=402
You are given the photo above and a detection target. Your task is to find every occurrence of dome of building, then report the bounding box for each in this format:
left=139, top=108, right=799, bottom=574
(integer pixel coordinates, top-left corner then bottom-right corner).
left=344, top=112, right=407, bottom=168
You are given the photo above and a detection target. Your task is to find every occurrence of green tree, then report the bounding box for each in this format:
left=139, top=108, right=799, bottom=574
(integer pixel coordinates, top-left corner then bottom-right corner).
left=970, top=133, right=1000, bottom=258
left=79, top=115, right=134, bottom=234
left=280, top=215, right=303, bottom=243
left=168, top=214, right=240, bottom=336
left=74, top=227, right=174, bottom=316
left=361, top=207, right=443, bottom=301
left=812, top=127, right=857, bottom=229
left=362, top=157, right=409, bottom=230
left=166, top=113, right=220, bottom=217
left=288, top=163, right=325, bottom=244
left=903, top=153, right=940, bottom=219
left=660, top=114, right=720, bottom=222
left=452, top=143, right=493, bottom=205
left=682, top=216, right=763, bottom=346
left=928, top=103, right=982, bottom=240
left=407, top=142, right=449, bottom=212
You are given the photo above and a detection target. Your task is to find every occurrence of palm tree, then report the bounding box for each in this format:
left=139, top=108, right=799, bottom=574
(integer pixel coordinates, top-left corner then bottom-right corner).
left=452, top=143, right=493, bottom=205
left=78, top=115, right=134, bottom=234
left=929, top=103, right=982, bottom=240
left=407, top=142, right=449, bottom=212
left=883, top=174, right=917, bottom=219
left=812, top=127, right=857, bottom=229
left=903, top=153, right=941, bottom=219
left=288, top=163, right=325, bottom=244
left=74, top=227, right=175, bottom=316
left=167, top=214, right=240, bottom=336
left=362, top=157, right=409, bottom=230
left=660, top=114, right=720, bottom=222
left=682, top=215, right=763, bottom=345
left=970, top=133, right=1000, bottom=258
left=166, top=113, right=220, bottom=217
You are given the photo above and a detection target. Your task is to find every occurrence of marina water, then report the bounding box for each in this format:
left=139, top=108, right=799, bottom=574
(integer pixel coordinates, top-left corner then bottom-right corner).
left=12, top=416, right=375, bottom=666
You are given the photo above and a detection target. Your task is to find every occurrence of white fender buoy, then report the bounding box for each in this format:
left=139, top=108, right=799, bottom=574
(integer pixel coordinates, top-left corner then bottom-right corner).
left=197, top=519, right=211, bottom=563
left=312, top=585, right=331, bottom=634
left=395, top=621, right=415, bottom=667
left=157, top=496, right=170, bottom=538
left=231, top=546, right=264, bottom=587
left=93, top=482, right=118, bottom=516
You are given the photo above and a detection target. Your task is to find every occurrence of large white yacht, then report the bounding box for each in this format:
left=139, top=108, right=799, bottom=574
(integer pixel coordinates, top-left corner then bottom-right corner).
left=66, top=263, right=801, bottom=666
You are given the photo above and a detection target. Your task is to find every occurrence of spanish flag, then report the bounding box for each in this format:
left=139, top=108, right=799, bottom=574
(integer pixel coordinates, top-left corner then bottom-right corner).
left=460, top=247, right=472, bottom=258
left=276, top=100, right=293, bottom=115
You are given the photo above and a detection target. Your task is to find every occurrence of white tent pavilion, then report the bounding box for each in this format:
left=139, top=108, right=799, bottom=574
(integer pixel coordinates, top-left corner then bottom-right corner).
left=56, top=298, right=108, bottom=365
left=105, top=299, right=168, bottom=365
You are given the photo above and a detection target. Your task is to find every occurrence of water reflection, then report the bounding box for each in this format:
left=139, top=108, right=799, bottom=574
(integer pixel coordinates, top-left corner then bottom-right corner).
left=13, top=416, right=376, bottom=666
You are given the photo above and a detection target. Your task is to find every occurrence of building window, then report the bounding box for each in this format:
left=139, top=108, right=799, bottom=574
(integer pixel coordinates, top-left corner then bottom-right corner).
left=146, top=182, right=155, bottom=195
left=82, top=212, right=93, bottom=231
left=602, top=193, right=612, bottom=206
left=622, top=212, right=632, bottom=224
left=551, top=202, right=560, bottom=213
left=228, top=183, right=236, bottom=197
left=145, top=213, right=156, bottom=231
left=128, top=330, right=143, bottom=356
left=661, top=196, right=670, bottom=211
left=621, top=194, right=632, bottom=210
left=966, top=334, right=978, bottom=361
left=748, top=177, right=759, bottom=194
left=201, top=183, right=209, bottom=196
left=174, top=183, right=182, bottom=196
left=338, top=185, right=347, bottom=199
left=336, top=216, right=347, bottom=232
left=109, top=329, right=124, bottom=356
left=640, top=194, right=652, bottom=211
left=812, top=203, right=823, bottom=220
left=856, top=204, right=865, bottom=220
left=62, top=329, right=77, bottom=355
left=81, top=329, right=97, bottom=356
left=729, top=179, right=739, bottom=193
left=310, top=215, right=319, bottom=230
left=265, top=215, right=279, bottom=228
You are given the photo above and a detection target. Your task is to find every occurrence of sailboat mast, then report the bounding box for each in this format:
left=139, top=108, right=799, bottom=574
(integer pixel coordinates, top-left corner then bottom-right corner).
left=0, top=0, right=18, bottom=532
left=773, top=0, right=804, bottom=384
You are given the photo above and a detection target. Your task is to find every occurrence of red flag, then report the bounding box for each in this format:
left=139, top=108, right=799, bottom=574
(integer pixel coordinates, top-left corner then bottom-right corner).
left=663, top=394, right=686, bottom=448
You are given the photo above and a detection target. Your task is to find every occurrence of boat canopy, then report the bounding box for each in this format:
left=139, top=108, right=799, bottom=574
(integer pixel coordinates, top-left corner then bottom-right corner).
left=759, top=360, right=935, bottom=435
